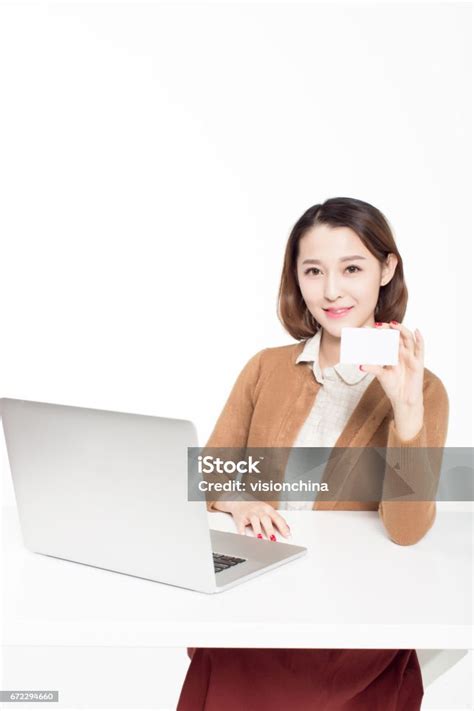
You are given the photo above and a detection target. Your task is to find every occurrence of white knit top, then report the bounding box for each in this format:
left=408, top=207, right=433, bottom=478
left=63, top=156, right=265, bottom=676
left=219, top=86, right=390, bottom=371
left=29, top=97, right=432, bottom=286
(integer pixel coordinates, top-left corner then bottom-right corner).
left=280, top=329, right=375, bottom=510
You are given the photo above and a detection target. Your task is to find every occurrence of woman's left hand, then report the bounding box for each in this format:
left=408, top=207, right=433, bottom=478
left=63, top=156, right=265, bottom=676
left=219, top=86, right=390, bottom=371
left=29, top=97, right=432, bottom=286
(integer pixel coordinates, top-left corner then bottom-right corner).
left=360, top=321, right=425, bottom=440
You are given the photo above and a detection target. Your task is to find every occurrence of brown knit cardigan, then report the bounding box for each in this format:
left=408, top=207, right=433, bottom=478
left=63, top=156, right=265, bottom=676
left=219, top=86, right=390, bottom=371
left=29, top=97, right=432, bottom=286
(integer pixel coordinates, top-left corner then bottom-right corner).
left=204, top=341, right=449, bottom=546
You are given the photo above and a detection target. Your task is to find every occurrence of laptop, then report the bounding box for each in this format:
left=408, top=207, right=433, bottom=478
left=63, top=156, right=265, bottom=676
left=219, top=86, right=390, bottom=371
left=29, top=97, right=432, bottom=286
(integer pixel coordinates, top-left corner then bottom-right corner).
left=0, top=398, right=306, bottom=593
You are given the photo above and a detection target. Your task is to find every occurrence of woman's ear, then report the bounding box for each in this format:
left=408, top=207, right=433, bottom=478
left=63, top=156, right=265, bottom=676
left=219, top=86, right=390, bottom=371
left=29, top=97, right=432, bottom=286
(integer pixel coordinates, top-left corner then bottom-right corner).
left=380, top=253, right=398, bottom=286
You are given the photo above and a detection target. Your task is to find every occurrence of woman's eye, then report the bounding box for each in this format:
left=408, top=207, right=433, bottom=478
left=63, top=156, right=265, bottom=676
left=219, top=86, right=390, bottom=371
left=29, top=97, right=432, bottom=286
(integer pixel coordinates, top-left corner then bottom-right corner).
left=303, top=265, right=361, bottom=276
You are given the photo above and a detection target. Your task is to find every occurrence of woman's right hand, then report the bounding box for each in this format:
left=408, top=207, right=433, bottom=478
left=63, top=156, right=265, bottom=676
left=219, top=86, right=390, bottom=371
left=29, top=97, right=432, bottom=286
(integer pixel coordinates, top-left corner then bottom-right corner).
left=213, top=499, right=291, bottom=540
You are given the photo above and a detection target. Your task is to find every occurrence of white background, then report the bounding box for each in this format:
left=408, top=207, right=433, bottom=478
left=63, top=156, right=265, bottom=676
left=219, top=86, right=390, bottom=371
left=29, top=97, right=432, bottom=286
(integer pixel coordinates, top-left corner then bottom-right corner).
left=0, top=1, right=472, bottom=709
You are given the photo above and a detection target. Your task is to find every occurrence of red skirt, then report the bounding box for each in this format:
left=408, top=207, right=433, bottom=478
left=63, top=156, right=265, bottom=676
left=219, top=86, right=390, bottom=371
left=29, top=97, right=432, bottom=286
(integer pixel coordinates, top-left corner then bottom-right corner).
left=177, top=648, right=423, bottom=711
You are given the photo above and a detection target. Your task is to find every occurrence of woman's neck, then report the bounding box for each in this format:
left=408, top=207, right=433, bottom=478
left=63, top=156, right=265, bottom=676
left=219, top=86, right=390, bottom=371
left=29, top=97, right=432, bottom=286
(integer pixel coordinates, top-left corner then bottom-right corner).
left=319, top=329, right=340, bottom=370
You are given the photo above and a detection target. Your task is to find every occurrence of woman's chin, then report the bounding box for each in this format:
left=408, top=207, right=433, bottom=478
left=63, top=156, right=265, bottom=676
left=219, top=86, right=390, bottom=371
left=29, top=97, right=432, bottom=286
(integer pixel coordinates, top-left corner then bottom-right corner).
left=319, top=318, right=354, bottom=338
left=318, top=311, right=374, bottom=337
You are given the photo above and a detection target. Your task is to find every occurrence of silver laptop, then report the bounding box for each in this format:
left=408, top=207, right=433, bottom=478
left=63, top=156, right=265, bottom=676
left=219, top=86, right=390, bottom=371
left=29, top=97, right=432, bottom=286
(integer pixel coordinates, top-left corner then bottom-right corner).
left=0, top=398, right=306, bottom=593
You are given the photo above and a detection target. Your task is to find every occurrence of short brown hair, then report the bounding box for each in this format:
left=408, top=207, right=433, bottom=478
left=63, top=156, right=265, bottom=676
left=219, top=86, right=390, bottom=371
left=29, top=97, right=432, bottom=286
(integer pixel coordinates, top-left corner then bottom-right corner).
left=277, top=197, right=408, bottom=340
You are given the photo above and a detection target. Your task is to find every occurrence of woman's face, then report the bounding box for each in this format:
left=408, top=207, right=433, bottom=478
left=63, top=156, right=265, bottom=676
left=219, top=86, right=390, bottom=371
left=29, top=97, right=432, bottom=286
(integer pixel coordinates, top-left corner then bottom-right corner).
left=296, top=224, right=397, bottom=338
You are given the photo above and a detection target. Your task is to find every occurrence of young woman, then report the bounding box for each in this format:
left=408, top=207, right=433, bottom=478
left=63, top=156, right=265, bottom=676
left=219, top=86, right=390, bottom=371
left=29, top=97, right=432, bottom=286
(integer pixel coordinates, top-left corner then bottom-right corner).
left=177, top=197, right=449, bottom=711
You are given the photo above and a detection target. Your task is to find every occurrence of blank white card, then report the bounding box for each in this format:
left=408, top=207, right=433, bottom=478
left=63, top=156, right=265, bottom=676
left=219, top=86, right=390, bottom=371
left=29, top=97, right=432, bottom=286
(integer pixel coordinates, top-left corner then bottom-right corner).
left=340, top=327, right=400, bottom=365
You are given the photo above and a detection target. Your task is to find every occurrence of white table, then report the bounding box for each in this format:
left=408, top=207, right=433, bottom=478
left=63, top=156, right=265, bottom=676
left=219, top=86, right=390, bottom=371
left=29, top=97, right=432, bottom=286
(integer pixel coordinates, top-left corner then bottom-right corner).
left=2, top=505, right=472, bottom=650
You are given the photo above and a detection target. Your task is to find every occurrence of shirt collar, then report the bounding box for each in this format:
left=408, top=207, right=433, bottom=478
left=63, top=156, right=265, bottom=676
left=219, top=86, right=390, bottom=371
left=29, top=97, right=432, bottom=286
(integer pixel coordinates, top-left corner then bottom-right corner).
left=295, top=329, right=370, bottom=385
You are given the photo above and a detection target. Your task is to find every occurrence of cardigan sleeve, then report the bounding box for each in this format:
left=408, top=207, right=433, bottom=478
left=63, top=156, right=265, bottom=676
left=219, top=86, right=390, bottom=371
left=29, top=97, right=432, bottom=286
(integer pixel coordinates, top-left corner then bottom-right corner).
left=378, top=374, right=449, bottom=546
left=202, top=349, right=265, bottom=511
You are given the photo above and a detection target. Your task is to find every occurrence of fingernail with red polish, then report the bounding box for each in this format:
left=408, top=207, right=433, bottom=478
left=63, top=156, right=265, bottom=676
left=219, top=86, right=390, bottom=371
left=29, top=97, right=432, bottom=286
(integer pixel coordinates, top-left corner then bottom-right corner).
left=390, top=320, right=398, bottom=325
left=270, top=534, right=276, bottom=542
left=374, top=322, right=382, bottom=327
left=257, top=534, right=263, bottom=539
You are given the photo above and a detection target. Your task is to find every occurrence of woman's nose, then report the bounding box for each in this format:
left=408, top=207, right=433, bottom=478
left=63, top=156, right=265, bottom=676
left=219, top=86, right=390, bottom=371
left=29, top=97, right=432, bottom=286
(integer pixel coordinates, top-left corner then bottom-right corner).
left=323, top=274, right=343, bottom=301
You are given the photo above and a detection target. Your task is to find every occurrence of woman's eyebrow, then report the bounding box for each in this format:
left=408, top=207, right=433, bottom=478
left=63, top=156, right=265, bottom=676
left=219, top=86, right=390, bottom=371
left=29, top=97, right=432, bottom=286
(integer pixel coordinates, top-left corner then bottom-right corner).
left=302, top=255, right=367, bottom=265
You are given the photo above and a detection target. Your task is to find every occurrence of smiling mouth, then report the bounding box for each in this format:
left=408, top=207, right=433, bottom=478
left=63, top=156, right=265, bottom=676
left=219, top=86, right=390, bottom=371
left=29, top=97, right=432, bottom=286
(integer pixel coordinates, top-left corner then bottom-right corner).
left=323, top=307, right=354, bottom=314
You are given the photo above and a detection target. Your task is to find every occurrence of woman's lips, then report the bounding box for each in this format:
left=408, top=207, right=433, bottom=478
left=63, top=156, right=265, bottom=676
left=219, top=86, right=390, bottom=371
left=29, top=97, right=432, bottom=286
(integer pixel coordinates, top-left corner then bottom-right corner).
left=323, top=306, right=354, bottom=319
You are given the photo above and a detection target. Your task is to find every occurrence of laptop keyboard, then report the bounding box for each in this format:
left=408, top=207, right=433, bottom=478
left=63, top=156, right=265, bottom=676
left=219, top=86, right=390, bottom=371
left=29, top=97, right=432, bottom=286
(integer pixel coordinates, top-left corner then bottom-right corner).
left=213, top=552, right=246, bottom=574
